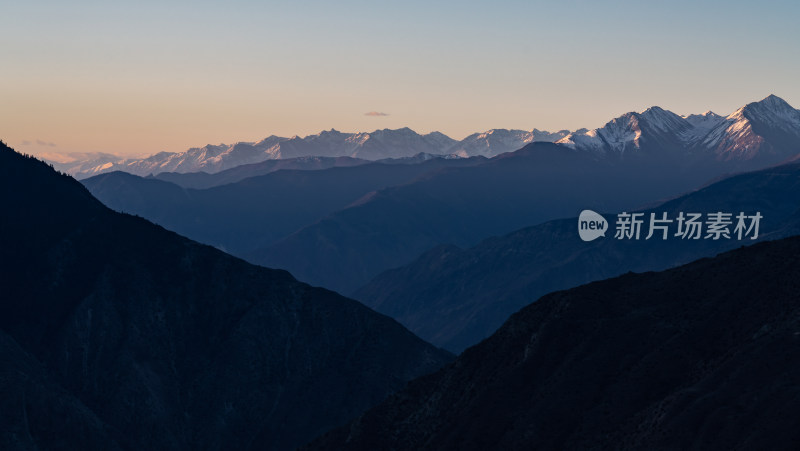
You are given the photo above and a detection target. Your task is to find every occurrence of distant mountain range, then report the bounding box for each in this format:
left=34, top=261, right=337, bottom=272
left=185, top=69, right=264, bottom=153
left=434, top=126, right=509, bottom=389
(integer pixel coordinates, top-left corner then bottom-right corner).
left=49, top=95, right=800, bottom=179
left=355, top=161, right=800, bottom=352
left=308, top=235, right=800, bottom=450
left=51, top=127, right=565, bottom=179
left=80, top=95, right=800, bottom=296
left=0, top=141, right=451, bottom=450
left=250, top=95, right=800, bottom=294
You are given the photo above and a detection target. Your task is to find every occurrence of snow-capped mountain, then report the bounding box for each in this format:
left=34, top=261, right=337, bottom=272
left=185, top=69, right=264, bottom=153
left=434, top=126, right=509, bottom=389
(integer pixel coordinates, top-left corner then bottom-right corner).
left=448, top=128, right=571, bottom=157
left=125, top=136, right=287, bottom=174
left=275, top=127, right=458, bottom=160
left=702, top=94, right=800, bottom=161
left=49, top=152, right=126, bottom=175
left=557, top=106, right=691, bottom=157
left=679, top=111, right=726, bottom=146
left=557, top=95, right=800, bottom=164
left=49, top=95, right=800, bottom=179
left=60, top=128, right=466, bottom=179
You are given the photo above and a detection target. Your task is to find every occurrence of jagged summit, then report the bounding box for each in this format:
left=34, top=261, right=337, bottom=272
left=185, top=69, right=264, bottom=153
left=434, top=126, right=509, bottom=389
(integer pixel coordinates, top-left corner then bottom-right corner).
left=738, top=94, right=800, bottom=127
left=556, top=95, right=800, bottom=162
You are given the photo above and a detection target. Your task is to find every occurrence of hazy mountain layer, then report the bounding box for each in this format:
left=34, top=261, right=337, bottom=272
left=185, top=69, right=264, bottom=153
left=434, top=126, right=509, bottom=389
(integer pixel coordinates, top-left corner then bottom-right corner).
left=356, top=162, right=800, bottom=352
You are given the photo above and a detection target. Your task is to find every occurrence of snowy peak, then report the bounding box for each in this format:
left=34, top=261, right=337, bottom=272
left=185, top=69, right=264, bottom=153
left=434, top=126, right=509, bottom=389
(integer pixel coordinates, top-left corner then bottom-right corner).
left=699, top=95, right=800, bottom=161
left=559, top=106, right=690, bottom=155
left=423, top=131, right=460, bottom=150
left=752, top=94, right=795, bottom=111
left=683, top=111, right=723, bottom=127
left=594, top=113, right=644, bottom=153
left=555, top=107, right=686, bottom=155
left=639, top=106, right=689, bottom=133
left=679, top=111, right=727, bottom=145
left=351, top=128, right=458, bottom=159
left=738, top=94, right=800, bottom=131
left=449, top=128, right=570, bottom=157
left=558, top=95, right=800, bottom=162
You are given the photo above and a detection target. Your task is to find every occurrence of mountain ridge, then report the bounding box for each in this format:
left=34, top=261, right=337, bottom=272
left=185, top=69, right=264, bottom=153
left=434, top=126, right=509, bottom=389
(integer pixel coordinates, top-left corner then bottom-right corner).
left=49, top=95, right=800, bottom=179
left=307, top=234, right=800, bottom=450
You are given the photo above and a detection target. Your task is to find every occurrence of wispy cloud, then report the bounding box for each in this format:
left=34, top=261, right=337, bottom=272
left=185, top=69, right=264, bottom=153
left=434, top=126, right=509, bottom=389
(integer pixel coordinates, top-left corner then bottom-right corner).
left=21, top=139, right=57, bottom=147
left=364, top=111, right=389, bottom=117
left=36, top=139, right=57, bottom=147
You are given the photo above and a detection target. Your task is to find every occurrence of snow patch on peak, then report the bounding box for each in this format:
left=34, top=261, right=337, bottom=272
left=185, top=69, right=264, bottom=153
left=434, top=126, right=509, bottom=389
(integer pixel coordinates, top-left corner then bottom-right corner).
left=680, top=111, right=727, bottom=145
left=740, top=95, right=800, bottom=131
left=639, top=106, right=688, bottom=133
left=450, top=128, right=570, bottom=157
left=556, top=128, right=607, bottom=153
left=682, top=111, right=722, bottom=122
left=557, top=112, right=644, bottom=156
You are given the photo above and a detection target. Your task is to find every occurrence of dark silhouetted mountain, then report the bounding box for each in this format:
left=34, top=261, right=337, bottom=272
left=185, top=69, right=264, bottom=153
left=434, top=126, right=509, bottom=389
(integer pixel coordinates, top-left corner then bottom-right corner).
left=308, top=235, right=800, bottom=450
left=82, top=156, right=485, bottom=256
left=0, top=141, right=452, bottom=450
left=356, top=162, right=800, bottom=352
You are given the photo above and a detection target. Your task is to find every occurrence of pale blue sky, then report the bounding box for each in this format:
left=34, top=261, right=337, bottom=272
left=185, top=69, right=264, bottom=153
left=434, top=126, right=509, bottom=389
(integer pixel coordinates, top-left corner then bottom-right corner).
left=2, top=0, right=798, bottom=156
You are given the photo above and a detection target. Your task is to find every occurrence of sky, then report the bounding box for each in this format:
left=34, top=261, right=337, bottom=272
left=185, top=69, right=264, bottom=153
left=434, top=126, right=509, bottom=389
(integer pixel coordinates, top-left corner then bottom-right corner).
left=2, top=0, right=799, bottom=158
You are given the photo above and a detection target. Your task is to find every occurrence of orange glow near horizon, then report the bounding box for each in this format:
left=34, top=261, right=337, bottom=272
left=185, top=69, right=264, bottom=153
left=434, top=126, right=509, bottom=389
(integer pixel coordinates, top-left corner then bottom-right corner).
left=3, top=1, right=799, bottom=159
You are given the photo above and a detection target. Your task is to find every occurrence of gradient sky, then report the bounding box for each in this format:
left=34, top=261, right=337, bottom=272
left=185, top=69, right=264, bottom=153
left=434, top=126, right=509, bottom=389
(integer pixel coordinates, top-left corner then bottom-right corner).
left=2, top=0, right=799, bottom=158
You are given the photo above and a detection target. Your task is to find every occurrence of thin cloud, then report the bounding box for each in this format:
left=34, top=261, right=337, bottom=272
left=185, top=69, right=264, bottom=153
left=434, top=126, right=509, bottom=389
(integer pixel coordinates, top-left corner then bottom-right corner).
left=36, top=139, right=57, bottom=147
left=364, top=111, right=389, bottom=117
left=21, top=139, right=57, bottom=147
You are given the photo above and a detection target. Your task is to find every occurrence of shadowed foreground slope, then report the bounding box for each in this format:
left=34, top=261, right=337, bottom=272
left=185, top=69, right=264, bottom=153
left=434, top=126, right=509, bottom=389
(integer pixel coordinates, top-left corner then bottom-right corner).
left=309, top=236, right=800, bottom=450
left=0, top=142, right=452, bottom=450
